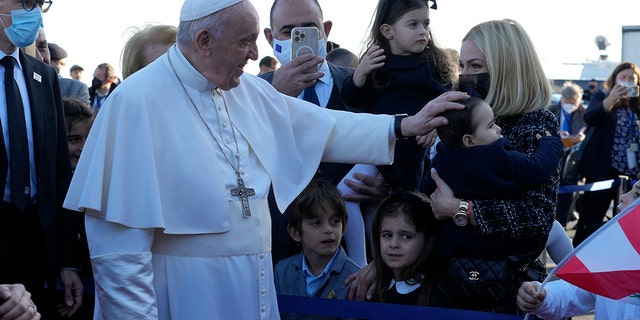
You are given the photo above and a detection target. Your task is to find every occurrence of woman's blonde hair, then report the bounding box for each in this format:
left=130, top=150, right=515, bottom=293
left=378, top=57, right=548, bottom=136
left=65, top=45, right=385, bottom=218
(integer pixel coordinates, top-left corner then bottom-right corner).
left=463, top=19, right=552, bottom=118
left=121, top=24, right=177, bottom=79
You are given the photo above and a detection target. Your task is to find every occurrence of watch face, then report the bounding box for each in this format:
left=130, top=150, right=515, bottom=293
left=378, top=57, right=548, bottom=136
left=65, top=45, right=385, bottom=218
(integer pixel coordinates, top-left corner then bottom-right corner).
left=454, top=213, right=468, bottom=226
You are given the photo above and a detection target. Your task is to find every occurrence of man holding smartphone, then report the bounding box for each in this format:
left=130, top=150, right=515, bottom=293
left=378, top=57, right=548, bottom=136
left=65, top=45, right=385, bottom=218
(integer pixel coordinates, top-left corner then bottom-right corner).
left=262, top=0, right=386, bottom=266
left=262, top=0, right=345, bottom=109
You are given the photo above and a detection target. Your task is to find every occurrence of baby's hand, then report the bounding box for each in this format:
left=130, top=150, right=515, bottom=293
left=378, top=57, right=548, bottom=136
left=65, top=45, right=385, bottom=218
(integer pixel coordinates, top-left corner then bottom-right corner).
left=416, top=130, right=438, bottom=148
left=535, top=130, right=552, bottom=140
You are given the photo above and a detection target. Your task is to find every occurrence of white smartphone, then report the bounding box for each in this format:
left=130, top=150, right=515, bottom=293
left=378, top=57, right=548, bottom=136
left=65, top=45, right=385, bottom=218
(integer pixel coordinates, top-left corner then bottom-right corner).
left=291, top=27, right=319, bottom=59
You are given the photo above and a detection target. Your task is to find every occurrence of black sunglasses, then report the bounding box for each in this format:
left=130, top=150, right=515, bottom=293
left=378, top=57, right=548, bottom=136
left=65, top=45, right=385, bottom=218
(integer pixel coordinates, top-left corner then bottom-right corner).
left=22, top=0, right=52, bottom=13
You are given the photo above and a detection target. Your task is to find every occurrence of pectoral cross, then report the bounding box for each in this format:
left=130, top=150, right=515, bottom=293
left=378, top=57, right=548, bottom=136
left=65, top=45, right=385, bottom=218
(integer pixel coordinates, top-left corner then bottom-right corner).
left=231, top=177, right=255, bottom=218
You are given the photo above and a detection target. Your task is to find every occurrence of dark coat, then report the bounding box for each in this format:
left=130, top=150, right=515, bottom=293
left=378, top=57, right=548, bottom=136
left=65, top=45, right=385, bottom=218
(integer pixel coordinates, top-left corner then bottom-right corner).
left=89, top=81, right=117, bottom=108
left=0, top=51, right=79, bottom=287
left=423, top=137, right=564, bottom=199
left=580, top=90, right=620, bottom=182
left=341, top=54, right=449, bottom=190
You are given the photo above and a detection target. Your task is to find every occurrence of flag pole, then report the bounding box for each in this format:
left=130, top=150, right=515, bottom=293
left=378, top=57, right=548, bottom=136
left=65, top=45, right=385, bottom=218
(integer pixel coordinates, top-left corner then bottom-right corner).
left=524, top=197, right=640, bottom=319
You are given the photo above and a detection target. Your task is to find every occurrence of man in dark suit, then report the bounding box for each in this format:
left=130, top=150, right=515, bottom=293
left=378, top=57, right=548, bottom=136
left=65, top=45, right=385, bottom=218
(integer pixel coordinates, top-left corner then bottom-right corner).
left=0, top=1, right=83, bottom=318
left=262, top=0, right=385, bottom=265
left=48, top=42, right=90, bottom=105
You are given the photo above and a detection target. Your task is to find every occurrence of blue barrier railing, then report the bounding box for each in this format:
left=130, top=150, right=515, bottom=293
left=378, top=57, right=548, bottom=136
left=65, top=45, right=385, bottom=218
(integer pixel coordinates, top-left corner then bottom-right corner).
left=558, top=179, right=617, bottom=194
left=557, top=177, right=638, bottom=194
left=277, top=295, right=524, bottom=319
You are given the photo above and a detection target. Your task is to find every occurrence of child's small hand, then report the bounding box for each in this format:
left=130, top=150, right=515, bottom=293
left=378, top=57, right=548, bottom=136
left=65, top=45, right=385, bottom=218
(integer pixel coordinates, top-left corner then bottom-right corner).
left=416, top=130, right=438, bottom=148
left=516, top=281, right=546, bottom=313
left=352, top=45, right=385, bottom=87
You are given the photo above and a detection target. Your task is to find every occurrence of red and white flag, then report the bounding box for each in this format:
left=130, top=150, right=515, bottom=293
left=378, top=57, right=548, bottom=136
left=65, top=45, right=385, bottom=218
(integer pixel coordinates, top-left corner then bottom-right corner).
left=548, top=199, right=640, bottom=304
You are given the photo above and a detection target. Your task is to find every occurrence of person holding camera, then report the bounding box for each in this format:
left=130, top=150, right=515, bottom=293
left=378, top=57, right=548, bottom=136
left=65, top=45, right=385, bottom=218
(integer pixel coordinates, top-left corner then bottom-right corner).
left=574, top=62, right=640, bottom=246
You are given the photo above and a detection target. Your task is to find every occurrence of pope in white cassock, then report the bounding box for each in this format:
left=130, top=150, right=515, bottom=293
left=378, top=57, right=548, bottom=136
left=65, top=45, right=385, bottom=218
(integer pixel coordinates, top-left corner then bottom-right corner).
left=63, top=0, right=467, bottom=318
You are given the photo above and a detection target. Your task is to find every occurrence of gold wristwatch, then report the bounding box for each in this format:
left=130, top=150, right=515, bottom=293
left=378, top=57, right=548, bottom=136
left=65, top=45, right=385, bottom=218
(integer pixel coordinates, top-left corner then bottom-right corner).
left=453, top=200, right=469, bottom=227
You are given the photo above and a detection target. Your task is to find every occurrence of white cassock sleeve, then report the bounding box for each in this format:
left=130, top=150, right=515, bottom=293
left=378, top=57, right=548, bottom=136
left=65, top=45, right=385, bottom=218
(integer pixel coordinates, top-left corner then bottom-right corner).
left=86, top=214, right=158, bottom=319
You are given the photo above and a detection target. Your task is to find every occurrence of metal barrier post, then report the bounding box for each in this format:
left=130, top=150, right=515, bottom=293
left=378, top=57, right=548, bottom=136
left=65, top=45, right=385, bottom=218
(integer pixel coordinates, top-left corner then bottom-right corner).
left=614, top=175, right=629, bottom=217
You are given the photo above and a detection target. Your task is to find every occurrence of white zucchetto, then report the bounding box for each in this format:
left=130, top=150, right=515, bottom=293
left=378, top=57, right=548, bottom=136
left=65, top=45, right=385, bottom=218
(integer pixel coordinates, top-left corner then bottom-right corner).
left=180, top=0, right=242, bottom=22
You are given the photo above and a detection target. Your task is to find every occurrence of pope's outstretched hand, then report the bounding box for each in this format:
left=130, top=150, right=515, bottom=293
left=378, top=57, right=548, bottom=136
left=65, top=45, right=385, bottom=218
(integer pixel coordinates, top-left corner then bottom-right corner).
left=399, top=91, right=468, bottom=137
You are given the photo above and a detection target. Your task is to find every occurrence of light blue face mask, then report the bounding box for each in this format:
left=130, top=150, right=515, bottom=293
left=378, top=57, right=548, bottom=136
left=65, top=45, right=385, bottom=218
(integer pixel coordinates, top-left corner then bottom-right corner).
left=0, top=9, right=43, bottom=48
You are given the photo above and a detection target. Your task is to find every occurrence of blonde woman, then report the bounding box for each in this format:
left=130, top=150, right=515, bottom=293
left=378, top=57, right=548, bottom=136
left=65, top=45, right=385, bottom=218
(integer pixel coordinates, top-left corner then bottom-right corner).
left=120, top=24, right=177, bottom=79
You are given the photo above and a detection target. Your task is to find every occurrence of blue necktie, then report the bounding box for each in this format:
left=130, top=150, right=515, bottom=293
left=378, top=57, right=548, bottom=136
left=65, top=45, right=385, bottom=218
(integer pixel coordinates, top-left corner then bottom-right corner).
left=303, top=84, right=319, bottom=106
left=1, top=56, right=30, bottom=212
left=561, top=109, right=572, bottom=133
left=94, top=95, right=105, bottom=113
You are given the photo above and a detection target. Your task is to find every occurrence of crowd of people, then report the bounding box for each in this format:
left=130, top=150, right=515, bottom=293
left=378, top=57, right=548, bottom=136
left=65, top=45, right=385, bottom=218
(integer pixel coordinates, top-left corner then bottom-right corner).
left=1, top=0, right=638, bottom=320
left=348, top=15, right=562, bottom=316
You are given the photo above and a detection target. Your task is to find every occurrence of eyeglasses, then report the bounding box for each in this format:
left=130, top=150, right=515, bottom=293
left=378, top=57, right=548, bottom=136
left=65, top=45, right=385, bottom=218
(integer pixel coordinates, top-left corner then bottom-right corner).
left=22, top=0, right=53, bottom=13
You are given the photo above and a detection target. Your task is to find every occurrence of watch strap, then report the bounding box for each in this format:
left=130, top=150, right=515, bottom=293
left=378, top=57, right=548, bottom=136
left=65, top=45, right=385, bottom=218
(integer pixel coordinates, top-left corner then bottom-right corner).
left=454, top=200, right=470, bottom=227
left=458, top=200, right=469, bottom=216
left=394, top=114, right=408, bottom=140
